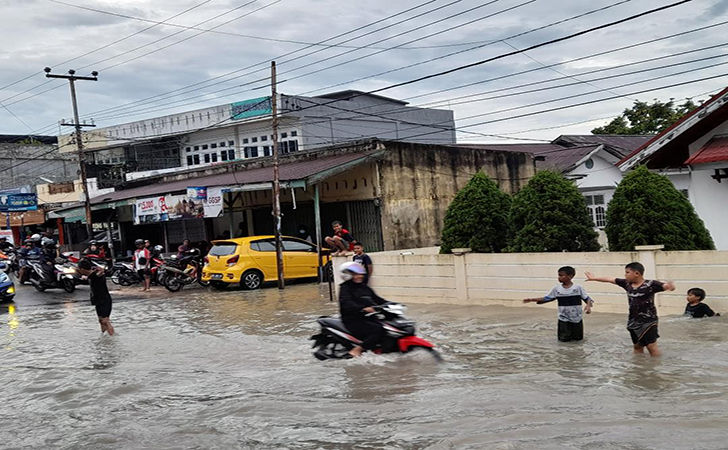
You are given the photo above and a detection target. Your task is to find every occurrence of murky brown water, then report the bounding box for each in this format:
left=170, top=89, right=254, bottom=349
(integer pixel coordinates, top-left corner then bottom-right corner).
left=2, top=283, right=727, bottom=449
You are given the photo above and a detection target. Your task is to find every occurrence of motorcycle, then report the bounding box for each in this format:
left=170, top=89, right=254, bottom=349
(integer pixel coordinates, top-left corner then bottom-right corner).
left=310, top=303, right=442, bottom=361
left=1, top=249, right=19, bottom=279
left=162, top=251, right=209, bottom=292
left=26, top=259, right=76, bottom=293
left=110, top=256, right=166, bottom=286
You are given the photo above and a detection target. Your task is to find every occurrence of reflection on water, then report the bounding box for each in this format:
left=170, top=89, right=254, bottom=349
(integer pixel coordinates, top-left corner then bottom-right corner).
left=1, top=284, right=728, bottom=449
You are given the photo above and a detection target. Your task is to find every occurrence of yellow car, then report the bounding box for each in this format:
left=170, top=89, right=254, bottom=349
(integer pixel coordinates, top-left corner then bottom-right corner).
left=202, top=236, right=329, bottom=290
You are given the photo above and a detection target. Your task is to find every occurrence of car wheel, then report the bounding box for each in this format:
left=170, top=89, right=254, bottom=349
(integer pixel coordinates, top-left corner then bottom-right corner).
left=322, top=261, right=334, bottom=282
left=210, top=281, right=228, bottom=290
left=241, top=270, right=262, bottom=290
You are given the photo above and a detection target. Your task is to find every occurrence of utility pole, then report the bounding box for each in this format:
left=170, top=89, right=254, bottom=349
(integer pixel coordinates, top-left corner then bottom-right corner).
left=44, top=67, right=98, bottom=239
left=271, top=61, right=284, bottom=290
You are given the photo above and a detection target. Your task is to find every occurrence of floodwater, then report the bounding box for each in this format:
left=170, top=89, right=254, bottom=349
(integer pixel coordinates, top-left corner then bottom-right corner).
left=1, top=283, right=728, bottom=450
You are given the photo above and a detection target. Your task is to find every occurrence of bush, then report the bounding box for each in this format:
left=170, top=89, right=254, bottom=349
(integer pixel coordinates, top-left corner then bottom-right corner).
left=440, top=172, right=511, bottom=253
left=605, top=165, right=714, bottom=251
left=508, top=171, right=600, bottom=252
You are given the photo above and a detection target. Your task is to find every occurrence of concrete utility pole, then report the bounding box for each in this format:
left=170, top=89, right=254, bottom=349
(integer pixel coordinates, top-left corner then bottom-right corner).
left=44, top=67, right=98, bottom=239
left=271, top=61, right=284, bottom=289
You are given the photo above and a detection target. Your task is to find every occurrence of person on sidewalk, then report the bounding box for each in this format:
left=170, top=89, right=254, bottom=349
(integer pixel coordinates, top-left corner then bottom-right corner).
left=134, top=239, right=152, bottom=292
left=352, top=242, right=373, bottom=285
left=325, top=221, right=355, bottom=256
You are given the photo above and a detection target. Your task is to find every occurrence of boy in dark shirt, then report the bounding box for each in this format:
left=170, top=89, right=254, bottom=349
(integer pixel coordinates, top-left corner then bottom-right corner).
left=684, top=288, right=719, bottom=318
left=586, top=262, right=675, bottom=356
left=77, top=256, right=115, bottom=336
left=352, top=242, right=373, bottom=284
left=325, top=221, right=355, bottom=256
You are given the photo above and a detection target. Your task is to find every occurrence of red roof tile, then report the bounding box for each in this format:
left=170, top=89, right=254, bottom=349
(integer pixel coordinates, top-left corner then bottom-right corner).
left=685, top=136, right=728, bottom=165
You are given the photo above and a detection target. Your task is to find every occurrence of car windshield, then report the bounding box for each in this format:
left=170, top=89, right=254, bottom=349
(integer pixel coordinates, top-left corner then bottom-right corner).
left=209, top=243, right=237, bottom=256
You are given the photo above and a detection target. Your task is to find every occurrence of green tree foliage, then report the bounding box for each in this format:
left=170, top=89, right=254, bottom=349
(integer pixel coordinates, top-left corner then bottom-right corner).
left=440, top=172, right=511, bottom=254
left=592, top=98, right=697, bottom=135
left=605, top=166, right=714, bottom=251
left=508, top=171, right=600, bottom=252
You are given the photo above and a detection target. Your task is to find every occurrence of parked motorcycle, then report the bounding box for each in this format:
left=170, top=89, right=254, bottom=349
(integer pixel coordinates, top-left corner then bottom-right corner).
left=162, top=250, right=209, bottom=292
left=110, top=256, right=166, bottom=286
left=26, top=259, right=76, bottom=293
left=310, top=303, right=441, bottom=361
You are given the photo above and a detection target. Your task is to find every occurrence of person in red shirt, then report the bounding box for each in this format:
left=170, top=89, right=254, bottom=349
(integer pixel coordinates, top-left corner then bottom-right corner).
left=134, top=239, right=152, bottom=292
left=325, top=221, right=356, bottom=256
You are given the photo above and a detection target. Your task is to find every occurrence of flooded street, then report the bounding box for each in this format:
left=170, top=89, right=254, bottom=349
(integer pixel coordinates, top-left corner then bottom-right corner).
left=2, top=282, right=728, bottom=449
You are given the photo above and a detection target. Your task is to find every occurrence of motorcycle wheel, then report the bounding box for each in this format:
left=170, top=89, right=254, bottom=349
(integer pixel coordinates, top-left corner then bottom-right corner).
left=63, top=278, right=76, bottom=293
left=407, top=345, right=443, bottom=363
left=33, top=281, right=45, bottom=292
left=119, top=272, right=136, bottom=287
left=164, top=276, right=183, bottom=292
left=110, top=270, right=122, bottom=285
left=198, top=278, right=210, bottom=287
left=314, top=341, right=352, bottom=360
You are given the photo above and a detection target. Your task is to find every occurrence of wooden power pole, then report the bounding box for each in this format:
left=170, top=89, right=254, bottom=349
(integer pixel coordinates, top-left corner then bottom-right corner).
left=271, top=61, right=284, bottom=289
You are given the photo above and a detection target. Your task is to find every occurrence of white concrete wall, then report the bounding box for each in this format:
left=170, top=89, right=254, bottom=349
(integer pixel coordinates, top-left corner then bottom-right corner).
left=689, top=164, right=728, bottom=250
left=334, top=248, right=728, bottom=316
left=573, top=154, right=622, bottom=190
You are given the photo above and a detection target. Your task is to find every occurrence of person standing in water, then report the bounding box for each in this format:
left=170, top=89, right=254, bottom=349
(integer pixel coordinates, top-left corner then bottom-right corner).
left=77, top=254, right=115, bottom=336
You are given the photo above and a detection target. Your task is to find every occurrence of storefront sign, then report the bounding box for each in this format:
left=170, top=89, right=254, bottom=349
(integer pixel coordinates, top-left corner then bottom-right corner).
left=3, top=210, right=46, bottom=227
left=187, top=187, right=207, bottom=201
left=0, top=193, right=38, bottom=211
left=203, top=187, right=224, bottom=218
left=231, top=96, right=272, bottom=120
left=167, top=194, right=204, bottom=220
left=134, top=196, right=168, bottom=224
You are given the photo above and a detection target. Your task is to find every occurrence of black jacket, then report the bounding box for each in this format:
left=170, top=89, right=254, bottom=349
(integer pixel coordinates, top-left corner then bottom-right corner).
left=339, top=280, right=387, bottom=321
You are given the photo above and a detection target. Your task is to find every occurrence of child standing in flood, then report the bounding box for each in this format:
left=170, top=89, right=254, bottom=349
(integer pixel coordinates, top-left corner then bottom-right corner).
left=586, top=262, right=675, bottom=356
left=523, top=266, right=594, bottom=342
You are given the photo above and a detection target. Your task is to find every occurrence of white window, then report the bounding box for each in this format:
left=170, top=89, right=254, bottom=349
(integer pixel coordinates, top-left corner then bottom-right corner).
left=584, top=194, right=607, bottom=228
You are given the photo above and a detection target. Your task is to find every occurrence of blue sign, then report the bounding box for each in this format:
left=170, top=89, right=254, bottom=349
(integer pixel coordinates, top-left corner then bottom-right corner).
left=0, top=193, right=38, bottom=211
left=231, top=96, right=272, bottom=120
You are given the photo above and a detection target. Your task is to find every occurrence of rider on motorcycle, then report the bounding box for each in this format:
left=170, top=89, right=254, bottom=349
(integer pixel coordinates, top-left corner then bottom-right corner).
left=39, top=241, right=57, bottom=282
left=338, top=261, right=388, bottom=357
left=0, top=237, right=13, bottom=253
left=18, top=239, right=40, bottom=284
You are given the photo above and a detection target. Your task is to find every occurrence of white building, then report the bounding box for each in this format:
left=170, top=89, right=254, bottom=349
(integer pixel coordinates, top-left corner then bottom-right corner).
left=58, top=90, right=455, bottom=184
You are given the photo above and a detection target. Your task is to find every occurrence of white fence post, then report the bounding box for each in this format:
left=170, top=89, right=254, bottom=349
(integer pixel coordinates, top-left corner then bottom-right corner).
left=452, top=248, right=471, bottom=302
left=635, top=244, right=664, bottom=306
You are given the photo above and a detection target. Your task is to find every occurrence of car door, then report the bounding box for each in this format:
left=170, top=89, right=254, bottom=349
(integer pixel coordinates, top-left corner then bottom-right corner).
left=248, top=239, right=279, bottom=280
left=282, top=238, right=319, bottom=278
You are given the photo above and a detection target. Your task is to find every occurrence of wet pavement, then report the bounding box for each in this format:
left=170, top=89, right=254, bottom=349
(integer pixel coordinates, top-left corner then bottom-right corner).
left=2, top=281, right=728, bottom=449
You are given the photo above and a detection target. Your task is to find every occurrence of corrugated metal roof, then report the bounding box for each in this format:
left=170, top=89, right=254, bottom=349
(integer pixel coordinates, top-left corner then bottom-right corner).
left=685, top=136, right=728, bottom=165
left=554, top=135, right=652, bottom=157
left=451, top=143, right=599, bottom=172
left=89, top=151, right=374, bottom=204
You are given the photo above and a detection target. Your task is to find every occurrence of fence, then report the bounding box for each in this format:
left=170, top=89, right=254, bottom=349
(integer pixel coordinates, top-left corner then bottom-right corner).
left=333, top=246, right=728, bottom=315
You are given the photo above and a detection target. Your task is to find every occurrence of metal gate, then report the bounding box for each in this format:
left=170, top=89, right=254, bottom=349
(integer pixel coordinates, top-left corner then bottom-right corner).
left=347, top=200, right=384, bottom=252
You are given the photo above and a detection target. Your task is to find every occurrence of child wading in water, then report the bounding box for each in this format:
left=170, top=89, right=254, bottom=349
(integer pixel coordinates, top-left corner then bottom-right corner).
left=586, top=262, right=675, bottom=356
left=684, top=288, right=720, bottom=318
left=523, top=266, right=593, bottom=342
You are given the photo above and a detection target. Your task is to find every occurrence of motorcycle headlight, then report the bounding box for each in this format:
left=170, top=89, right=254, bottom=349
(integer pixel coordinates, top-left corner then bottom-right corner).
left=6, top=286, right=15, bottom=294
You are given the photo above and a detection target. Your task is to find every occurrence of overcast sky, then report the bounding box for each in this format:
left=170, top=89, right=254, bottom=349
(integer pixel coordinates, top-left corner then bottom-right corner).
left=1, top=0, right=727, bottom=142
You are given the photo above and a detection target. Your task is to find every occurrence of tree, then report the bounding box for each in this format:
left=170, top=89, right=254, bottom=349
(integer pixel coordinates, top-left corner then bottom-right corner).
left=605, top=166, right=714, bottom=251
left=440, top=172, right=511, bottom=254
left=592, top=98, right=697, bottom=135
left=508, top=171, right=600, bottom=253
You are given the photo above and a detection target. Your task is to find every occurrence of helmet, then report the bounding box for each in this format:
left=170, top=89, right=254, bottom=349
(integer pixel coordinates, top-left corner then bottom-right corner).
left=134, top=239, right=144, bottom=246
left=339, top=261, right=366, bottom=281
left=30, top=233, right=41, bottom=242
left=89, top=240, right=98, bottom=246
left=41, top=237, right=54, bottom=247
left=153, top=245, right=163, bottom=252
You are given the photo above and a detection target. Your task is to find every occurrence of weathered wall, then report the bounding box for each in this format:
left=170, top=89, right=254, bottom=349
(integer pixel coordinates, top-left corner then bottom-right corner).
left=334, top=248, right=728, bottom=316
left=377, top=142, right=534, bottom=251
left=0, top=143, right=75, bottom=190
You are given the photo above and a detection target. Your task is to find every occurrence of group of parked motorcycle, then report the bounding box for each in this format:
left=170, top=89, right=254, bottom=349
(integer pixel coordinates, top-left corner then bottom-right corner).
left=2, top=236, right=209, bottom=294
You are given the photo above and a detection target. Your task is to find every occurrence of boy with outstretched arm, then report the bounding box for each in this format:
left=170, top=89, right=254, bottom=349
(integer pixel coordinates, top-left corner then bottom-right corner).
left=585, top=262, right=675, bottom=356
left=524, top=266, right=594, bottom=342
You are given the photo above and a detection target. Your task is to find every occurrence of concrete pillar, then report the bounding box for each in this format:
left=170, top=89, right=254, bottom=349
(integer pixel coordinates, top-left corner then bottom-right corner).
left=452, top=248, right=471, bottom=302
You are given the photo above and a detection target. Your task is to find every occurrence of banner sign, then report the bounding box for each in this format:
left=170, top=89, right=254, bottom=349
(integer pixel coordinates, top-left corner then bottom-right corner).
left=0, top=193, right=38, bottom=211
left=134, top=196, right=168, bottom=224
left=166, top=194, right=204, bottom=221
left=231, top=96, right=272, bottom=120
left=203, top=187, right=224, bottom=218
left=187, top=187, right=207, bottom=201
left=0, top=229, right=14, bottom=245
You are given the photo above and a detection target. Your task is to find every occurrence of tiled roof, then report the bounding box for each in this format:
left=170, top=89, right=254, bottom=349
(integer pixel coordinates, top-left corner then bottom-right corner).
left=685, top=136, right=728, bottom=165
left=451, top=143, right=599, bottom=172
left=90, top=151, right=375, bottom=204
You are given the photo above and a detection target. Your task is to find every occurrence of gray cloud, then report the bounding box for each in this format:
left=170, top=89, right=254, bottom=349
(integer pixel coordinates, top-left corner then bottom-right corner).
left=0, top=0, right=726, bottom=143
